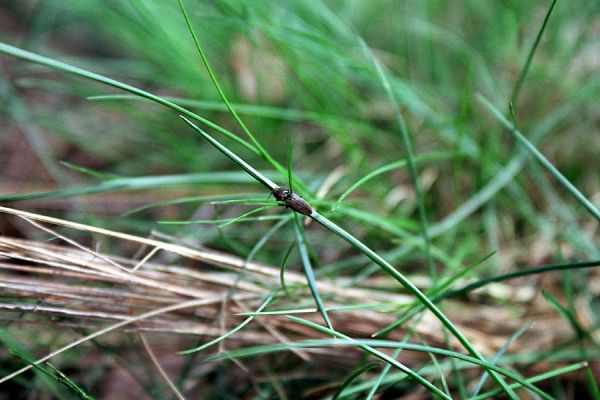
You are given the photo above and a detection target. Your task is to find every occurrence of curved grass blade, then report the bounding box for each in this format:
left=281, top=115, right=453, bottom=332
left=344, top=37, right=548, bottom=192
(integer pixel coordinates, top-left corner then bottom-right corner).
left=279, top=240, right=296, bottom=298
left=0, top=42, right=258, bottom=155
left=478, top=95, right=600, bottom=223
left=0, top=171, right=270, bottom=202
left=444, top=258, right=600, bottom=300
left=332, top=362, right=381, bottom=400
left=333, top=151, right=455, bottom=209
left=218, top=205, right=275, bottom=228
left=178, top=293, right=273, bottom=355
left=293, top=213, right=333, bottom=330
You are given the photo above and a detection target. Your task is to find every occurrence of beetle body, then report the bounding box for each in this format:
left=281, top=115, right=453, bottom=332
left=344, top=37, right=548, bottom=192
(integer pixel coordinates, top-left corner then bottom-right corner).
left=272, top=187, right=313, bottom=215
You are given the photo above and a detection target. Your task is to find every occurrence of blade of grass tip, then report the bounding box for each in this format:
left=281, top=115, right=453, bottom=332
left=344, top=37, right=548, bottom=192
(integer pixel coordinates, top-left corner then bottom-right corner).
left=478, top=95, right=600, bottom=222
left=180, top=116, right=277, bottom=190
left=374, top=251, right=496, bottom=337
left=287, top=134, right=296, bottom=193
left=218, top=205, right=276, bottom=228
left=287, top=316, right=450, bottom=400
left=309, top=212, right=517, bottom=399
left=178, top=293, right=273, bottom=355
left=334, top=151, right=455, bottom=210
left=510, top=0, right=559, bottom=109
left=359, top=38, right=434, bottom=278
left=0, top=42, right=258, bottom=155
left=60, top=161, right=118, bottom=179
left=471, top=322, right=534, bottom=398
left=176, top=0, right=305, bottom=193
left=293, top=213, right=333, bottom=330
left=332, top=362, right=381, bottom=400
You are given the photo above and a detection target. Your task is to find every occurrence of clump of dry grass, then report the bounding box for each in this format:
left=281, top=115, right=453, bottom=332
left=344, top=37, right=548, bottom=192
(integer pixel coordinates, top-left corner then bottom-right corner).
left=0, top=205, right=592, bottom=398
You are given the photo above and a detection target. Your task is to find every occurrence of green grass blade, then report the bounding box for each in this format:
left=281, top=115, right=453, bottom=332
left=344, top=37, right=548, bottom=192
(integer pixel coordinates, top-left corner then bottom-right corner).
left=293, top=213, right=333, bottom=330
left=0, top=42, right=258, bottom=155
left=159, top=214, right=284, bottom=225
left=218, top=205, right=275, bottom=228
left=334, top=151, right=456, bottom=209
left=279, top=240, right=296, bottom=298
left=0, top=171, right=270, bottom=202
left=445, top=259, right=600, bottom=299
left=180, top=116, right=277, bottom=190
left=123, top=194, right=264, bottom=217
left=178, top=293, right=273, bottom=355
left=47, top=363, right=94, bottom=400
left=510, top=0, right=559, bottom=109
left=331, top=362, right=381, bottom=400
left=478, top=95, right=600, bottom=222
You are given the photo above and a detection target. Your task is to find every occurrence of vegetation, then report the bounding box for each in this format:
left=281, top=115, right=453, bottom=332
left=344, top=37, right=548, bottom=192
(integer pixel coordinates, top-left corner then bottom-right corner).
left=0, top=1, right=599, bottom=398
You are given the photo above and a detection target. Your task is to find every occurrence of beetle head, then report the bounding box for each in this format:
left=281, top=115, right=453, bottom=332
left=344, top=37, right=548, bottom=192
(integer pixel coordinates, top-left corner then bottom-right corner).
left=272, top=187, right=291, bottom=201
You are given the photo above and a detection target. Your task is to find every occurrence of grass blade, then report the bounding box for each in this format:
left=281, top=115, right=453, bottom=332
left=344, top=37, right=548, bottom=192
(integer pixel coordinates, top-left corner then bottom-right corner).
left=180, top=116, right=277, bottom=190
left=478, top=95, right=600, bottom=222
left=510, top=0, right=559, bottom=109
left=0, top=42, right=258, bottom=155
left=293, top=213, right=333, bottom=330
left=178, top=293, right=273, bottom=355
left=332, top=362, right=381, bottom=400
left=334, top=151, right=455, bottom=209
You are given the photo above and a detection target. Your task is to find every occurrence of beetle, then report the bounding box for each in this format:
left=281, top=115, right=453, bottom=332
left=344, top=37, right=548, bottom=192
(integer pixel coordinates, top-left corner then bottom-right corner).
left=271, top=187, right=313, bottom=216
